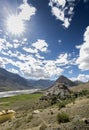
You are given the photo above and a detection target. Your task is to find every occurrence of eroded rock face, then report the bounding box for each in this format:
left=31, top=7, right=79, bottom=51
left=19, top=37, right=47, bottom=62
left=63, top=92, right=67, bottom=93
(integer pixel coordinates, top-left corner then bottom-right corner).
left=47, top=83, right=71, bottom=99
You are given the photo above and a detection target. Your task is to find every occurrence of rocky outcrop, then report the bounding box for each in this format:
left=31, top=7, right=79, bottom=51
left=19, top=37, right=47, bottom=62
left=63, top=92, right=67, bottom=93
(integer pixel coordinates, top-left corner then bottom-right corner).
left=47, top=83, right=71, bottom=99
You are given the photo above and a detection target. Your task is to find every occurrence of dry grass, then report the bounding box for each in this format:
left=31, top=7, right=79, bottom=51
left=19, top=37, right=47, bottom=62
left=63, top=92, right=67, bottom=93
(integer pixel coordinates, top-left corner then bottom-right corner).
left=0, top=92, right=89, bottom=130
left=70, top=82, right=89, bottom=92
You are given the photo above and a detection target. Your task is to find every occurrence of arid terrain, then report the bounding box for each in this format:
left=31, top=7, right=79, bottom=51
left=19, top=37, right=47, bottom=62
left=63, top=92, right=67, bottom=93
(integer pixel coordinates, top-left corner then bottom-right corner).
left=0, top=82, right=89, bottom=130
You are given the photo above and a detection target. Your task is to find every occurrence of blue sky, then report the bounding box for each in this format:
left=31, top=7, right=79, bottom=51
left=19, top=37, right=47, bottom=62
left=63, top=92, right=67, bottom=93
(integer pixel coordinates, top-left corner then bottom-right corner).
left=0, top=0, right=89, bottom=82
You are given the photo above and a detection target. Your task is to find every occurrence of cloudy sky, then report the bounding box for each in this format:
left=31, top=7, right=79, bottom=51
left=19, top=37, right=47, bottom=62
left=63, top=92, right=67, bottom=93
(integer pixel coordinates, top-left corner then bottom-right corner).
left=0, top=0, right=89, bottom=82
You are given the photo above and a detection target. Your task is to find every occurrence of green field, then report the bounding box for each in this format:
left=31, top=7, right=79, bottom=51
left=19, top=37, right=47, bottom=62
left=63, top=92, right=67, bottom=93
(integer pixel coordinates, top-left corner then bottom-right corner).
left=0, top=93, right=43, bottom=110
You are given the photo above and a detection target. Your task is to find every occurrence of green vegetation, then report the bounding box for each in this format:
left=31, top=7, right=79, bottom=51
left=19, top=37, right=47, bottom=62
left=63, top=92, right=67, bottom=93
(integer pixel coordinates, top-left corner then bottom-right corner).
left=58, top=101, right=66, bottom=109
left=0, top=93, right=42, bottom=102
left=80, top=89, right=89, bottom=96
left=58, top=97, right=75, bottom=109
left=0, top=93, right=42, bottom=110
left=57, top=112, right=70, bottom=123
left=0, top=86, right=89, bottom=130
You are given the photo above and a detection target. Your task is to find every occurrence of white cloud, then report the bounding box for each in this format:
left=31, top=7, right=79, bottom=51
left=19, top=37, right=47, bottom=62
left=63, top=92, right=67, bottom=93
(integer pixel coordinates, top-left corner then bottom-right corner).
left=69, top=69, right=73, bottom=74
left=0, top=38, right=13, bottom=51
left=0, top=36, right=73, bottom=80
left=23, top=38, right=27, bottom=42
left=0, top=57, right=5, bottom=68
left=7, top=68, right=19, bottom=74
left=44, top=60, right=63, bottom=79
left=56, top=53, right=69, bottom=66
left=35, top=53, right=45, bottom=59
left=23, top=0, right=27, bottom=3
left=75, top=45, right=82, bottom=49
left=18, top=0, right=36, bottom=21
left=6, top=42, right=13, bottom=48
left=76, top=26, right=89, bottom=70
left=71, top=74, right=89, bottom=82
left=13, top=39, right=19, bottom=43
left=77, top=74, right=89, bottom=82
left=49, top=0, right=76, bottom=28
left=0, top=38, right=6, bottom=51
left=0, top=38, right=6, bottom=43
left=0, top=48, right=71, bottom=80
left=0, top=51, right=65, bottom=80
left=23, top=47, right=38, bottom=53
left=32, top=39, right=48, bottom=52
left=51, top=6, right=64, bottom=21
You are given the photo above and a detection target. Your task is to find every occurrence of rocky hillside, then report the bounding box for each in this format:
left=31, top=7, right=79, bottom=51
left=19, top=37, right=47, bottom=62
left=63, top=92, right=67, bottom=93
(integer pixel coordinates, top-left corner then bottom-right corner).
left=0, top=68, right=33, bottom=91
left=46, top=83, right=71, bottom=100
left=70, top=81, right=89, bottom=92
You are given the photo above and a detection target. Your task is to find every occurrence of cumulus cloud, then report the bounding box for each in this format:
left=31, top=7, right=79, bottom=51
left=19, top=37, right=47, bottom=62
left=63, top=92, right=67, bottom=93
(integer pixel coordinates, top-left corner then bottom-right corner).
left=23, top=47, right=38, bottom=54
left=18, top=0, right=36, bottom=21
left=77, top=74, right=89, bottom=82
left=76, top=26, right=89, bottom=70
left=32, top=39, right=48, bottom=52
left=7, top=68, right=19, bottom=74
left=44, top=60, right=63, bottom=79
left=71, top=74, right=89, bottom=82
left=0, top=38, right=13, bottom=51
left=0, top=35, right=72, bottom=80
left=49, top=0, right=77, bottom=28
left=35, top=53, right=45, bottom=59
left=0, top=57, right=5, bottom=68
left=0, top=50, right=71, bottom=80
left=56, top=53, right=69, bottom=66
left=0, top=38, right=6, bottom=51
left=75, top=45, right=82, bottom=49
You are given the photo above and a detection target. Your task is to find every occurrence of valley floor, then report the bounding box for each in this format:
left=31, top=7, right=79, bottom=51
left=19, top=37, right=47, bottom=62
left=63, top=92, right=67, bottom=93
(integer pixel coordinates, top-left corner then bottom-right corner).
left=0, top=93, right=89, bottom=130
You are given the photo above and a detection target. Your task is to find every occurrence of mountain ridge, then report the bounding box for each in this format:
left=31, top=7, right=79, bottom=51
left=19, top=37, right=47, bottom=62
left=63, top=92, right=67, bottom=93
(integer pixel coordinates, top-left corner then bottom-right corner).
left=0, top=68, right=33, bottom=91
left=0, top=68, right=83, bottom=91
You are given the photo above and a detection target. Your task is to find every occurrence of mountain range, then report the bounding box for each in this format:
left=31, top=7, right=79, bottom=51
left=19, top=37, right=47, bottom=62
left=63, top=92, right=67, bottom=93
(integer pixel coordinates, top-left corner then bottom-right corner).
left=0, top=68, right=83, bottom=91
left=28, top=79, right=54, bottom=89
left=0, top=68, right=33, bottom=91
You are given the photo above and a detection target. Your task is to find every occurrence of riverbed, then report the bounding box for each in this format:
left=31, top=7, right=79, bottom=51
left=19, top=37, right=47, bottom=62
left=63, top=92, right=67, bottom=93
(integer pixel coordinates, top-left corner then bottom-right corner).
left=0, top=89, right=39, bottom=98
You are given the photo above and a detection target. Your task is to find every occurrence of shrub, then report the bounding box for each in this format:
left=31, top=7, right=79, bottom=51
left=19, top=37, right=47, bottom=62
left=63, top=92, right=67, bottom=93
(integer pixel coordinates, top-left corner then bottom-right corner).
left=57, top=112, right=70, bottom=123
left=58, top=101, right=66, bottom=109
left=51, top=96, right=57, bottom=105
left=86, top=95, right=89, bottom=98
left=50, top=110, right=54, bottom=115
left=27, top=114, right=33, bottom=122
left=39, top=123, right=47, bottom=130
left=81, top=90, right=89, bottom=96
left=15, top=121, right=21, bottom=128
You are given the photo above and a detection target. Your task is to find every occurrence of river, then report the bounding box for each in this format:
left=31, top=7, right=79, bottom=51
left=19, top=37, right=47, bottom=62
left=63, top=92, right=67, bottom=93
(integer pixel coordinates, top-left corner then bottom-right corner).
left=0, top=89, right=39, bottom=98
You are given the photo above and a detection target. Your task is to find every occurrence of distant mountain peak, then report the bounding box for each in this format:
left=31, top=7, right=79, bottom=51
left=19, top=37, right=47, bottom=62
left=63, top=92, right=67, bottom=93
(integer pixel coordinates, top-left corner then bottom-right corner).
left=55, top=75, right=76, bottom=87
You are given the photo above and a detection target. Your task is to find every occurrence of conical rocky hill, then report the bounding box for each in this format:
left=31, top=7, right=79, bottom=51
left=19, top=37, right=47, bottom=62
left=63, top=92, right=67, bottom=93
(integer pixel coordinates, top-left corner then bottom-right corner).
left=55, top=75, right=76, bottom=87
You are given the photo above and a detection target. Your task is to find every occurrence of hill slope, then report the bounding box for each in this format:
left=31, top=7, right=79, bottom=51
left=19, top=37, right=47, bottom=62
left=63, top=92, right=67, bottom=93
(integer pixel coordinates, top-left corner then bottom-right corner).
left=70, top=82, right=89, bottom=92
left=0, top=68, right=33, bottom=91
